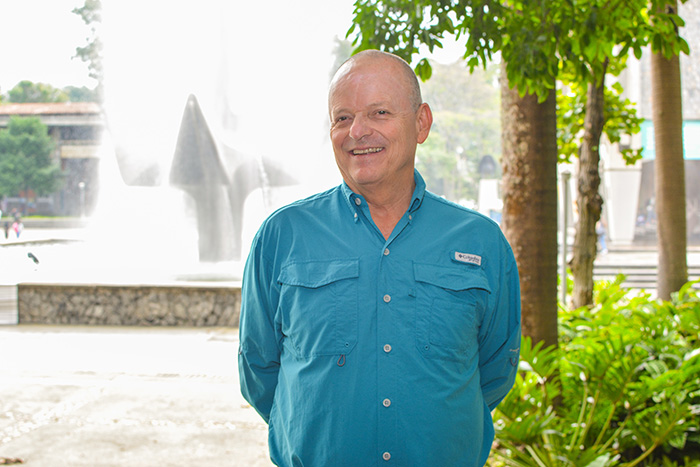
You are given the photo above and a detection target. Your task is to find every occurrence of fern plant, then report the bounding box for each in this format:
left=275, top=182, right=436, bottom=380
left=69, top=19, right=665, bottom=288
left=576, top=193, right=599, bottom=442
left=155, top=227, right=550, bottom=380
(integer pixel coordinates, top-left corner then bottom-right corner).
left=490, top=279, right=700, bottom=467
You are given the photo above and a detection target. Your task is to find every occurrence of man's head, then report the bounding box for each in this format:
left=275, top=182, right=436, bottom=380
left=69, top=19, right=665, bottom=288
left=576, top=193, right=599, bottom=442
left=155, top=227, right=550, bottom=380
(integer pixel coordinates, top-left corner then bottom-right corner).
left=328, top=50, right=432, bottom=196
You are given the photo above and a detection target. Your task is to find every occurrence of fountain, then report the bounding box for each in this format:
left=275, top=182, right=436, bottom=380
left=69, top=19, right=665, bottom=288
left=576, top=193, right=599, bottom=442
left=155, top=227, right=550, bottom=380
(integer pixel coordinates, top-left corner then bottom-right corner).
left=4, top=0, right=353, bottom=325
left=171, top=93, right=298, bottom=263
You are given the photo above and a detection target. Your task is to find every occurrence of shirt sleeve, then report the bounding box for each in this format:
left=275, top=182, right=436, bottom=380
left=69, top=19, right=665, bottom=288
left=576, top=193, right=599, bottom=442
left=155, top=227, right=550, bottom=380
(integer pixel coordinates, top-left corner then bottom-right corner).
left=238, top=231, right=282, bottom=423
left=478, top=239, right=521, bottom=411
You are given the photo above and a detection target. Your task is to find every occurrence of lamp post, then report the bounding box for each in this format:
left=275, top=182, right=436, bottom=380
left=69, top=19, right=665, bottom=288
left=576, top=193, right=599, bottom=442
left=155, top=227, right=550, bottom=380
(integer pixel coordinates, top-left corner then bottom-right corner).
left=78, top=182, right=86, bottom=218
left=560, top=171, right=571, bottom=305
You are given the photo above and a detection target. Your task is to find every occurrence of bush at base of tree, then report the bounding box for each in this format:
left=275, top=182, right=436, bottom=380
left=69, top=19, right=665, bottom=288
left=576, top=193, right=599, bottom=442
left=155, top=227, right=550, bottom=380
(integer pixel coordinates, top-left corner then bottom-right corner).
left=490, top=278, right=700, bottom=467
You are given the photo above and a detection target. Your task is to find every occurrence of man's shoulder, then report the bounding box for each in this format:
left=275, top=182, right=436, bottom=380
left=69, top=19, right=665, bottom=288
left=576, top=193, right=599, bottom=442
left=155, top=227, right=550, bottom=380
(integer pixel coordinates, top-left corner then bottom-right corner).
left=271, top=185, right=340, bottom=216
left=423, top=190, right=501, bottom=230
left=257, top=185, right=343, bottom=233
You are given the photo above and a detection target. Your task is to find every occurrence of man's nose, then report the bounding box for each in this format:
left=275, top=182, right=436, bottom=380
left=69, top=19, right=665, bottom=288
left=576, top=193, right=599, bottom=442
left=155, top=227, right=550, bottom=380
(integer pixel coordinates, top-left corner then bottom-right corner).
left=349, top=114, right=372, bottom=140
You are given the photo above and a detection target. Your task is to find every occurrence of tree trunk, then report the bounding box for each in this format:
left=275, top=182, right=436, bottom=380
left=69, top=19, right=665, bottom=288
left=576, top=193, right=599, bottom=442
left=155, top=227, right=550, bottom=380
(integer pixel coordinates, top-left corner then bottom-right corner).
left=500, top=62, right=559, bottom=348
left=571, top=79, right=606, bottom=309
left=651, top=0, right=688, bottom=300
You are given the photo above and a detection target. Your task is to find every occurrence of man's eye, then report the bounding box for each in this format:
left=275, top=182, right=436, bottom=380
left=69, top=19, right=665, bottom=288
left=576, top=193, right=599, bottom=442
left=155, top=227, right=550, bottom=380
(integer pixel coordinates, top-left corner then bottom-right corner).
left=376, top=110, right=388, bottom=115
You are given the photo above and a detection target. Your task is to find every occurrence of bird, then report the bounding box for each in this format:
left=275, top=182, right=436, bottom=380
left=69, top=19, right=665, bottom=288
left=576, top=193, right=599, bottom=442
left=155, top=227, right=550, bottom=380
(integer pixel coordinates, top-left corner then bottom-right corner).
left=27, top=252, right=39, bottom=265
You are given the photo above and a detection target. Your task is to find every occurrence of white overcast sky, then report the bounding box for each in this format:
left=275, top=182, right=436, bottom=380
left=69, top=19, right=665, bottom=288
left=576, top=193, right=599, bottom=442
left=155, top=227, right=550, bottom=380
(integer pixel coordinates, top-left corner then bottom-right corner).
left=0, top=0, right=464, bottom=93
left=0, top=0, right=94, bottom=91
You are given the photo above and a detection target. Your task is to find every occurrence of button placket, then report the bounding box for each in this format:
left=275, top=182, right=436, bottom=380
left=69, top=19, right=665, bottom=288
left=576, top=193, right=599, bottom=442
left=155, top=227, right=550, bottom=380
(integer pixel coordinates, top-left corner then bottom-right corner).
left=378, top=246, right=396, bottom=465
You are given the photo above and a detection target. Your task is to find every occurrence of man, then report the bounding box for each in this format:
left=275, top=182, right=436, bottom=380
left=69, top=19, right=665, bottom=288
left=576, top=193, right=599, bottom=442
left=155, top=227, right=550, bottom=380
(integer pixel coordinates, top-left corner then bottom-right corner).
left=239, top=50, right=521, bottom=466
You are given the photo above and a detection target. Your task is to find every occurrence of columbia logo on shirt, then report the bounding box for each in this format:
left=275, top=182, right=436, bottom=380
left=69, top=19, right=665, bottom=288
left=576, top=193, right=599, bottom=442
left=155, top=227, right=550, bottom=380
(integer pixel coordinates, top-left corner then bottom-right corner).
left=454, top=251, right=482, bottom=266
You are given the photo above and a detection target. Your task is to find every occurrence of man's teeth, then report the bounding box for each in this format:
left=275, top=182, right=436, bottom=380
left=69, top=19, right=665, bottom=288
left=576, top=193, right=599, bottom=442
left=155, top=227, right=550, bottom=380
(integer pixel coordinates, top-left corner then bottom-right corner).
left=352, top=148, right=383, bottom=155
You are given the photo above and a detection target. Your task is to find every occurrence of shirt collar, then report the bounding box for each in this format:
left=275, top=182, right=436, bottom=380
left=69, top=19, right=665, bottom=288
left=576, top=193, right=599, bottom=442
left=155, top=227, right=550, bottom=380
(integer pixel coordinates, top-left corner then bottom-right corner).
left=341, top=169, right=426, bottom=219
left=409, top=169, right=426, bottom=213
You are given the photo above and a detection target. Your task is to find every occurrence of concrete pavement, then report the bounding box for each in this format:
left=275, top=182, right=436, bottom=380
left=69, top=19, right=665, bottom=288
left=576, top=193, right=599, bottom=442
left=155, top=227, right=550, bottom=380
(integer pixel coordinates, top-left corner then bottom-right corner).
left=0, top=325, right=272, bottom=467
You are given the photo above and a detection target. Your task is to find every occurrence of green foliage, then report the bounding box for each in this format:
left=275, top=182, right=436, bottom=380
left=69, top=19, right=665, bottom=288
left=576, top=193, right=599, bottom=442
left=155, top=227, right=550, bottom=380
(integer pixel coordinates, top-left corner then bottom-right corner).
left=647, top=1, right=691, bottom=59
left=416, top=132, right=460, bottom=197
left=348, top=0, right=689, bottom=100
left=73, top=0, right=103, bottom=99
left=0, top=117, right=63, bottom=199
left=5, top=81, right=68, bottom=103
left=348, top=0, right=558, bottom=99
left=415, top=60, right=501, bottom=202
left=557, top=78, right=644, bottom=165
left=490, top=281, right=700, bottom=466
left=1, top=82, right=98, bottom=104
left=63, top=86, right=99, bottom=103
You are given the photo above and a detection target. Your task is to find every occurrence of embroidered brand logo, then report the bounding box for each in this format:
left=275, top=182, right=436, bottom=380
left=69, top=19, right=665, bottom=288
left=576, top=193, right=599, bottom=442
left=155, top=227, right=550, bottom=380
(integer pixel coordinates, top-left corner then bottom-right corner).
left=454, top=252, right=481, bottom=266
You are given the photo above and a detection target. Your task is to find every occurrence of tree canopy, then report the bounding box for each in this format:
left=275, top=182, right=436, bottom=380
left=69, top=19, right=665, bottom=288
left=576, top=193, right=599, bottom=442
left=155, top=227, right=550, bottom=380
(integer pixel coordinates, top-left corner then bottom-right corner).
left=0, top=117, right=63, bottom=201
left=73, top=0, right=103, bottom=100
left=348, top=0, right=688, bottom=97
left=1, top=81, right=98, bottom=104
left=5, top=81, right=68, bottom=103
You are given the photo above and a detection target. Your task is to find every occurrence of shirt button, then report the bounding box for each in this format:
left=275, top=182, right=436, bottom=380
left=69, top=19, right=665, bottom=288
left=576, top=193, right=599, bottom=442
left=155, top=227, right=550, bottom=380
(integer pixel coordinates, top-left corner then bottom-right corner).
left=382, top=398, right=391, bottom=407
left=355, top=198, right=362, bottom=206
left=408, top=214, right=413, bottom=220
left=383, top=344, right=392, bottom=353
left=383, top=248, right=390, bottom=256
left=383, top=294, right=391, bottom=303
left=383, top=452, right=391, bottom=461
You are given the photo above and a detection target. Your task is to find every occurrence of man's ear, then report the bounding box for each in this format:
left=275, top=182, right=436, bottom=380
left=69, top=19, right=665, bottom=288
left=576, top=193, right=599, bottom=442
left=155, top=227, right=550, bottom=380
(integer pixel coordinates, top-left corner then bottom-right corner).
left=416, top=103, right=433, bottom=144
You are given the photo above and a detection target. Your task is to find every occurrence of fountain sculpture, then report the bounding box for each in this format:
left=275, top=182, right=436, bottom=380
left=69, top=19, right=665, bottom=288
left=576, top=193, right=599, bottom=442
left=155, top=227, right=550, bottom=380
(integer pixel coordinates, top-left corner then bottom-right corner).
left=170, top=94, right=296, bottom=262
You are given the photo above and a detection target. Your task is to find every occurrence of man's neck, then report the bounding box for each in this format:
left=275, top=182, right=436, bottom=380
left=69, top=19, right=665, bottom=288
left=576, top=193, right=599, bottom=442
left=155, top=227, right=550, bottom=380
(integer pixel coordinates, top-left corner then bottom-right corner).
left=358, top=180, right=416, bottom=241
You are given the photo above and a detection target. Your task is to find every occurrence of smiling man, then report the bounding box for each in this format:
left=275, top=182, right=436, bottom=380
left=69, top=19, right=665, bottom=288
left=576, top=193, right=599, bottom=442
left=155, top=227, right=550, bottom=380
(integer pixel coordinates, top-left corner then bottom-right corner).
left=238, top=50, right=521, bottom=466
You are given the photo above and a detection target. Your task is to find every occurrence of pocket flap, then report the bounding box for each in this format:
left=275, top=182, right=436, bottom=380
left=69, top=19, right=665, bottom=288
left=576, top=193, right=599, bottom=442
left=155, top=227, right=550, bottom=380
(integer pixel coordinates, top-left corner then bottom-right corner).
left=413, top=262, right=491, bottom=293
left=279, top=259, right=359, bottom=288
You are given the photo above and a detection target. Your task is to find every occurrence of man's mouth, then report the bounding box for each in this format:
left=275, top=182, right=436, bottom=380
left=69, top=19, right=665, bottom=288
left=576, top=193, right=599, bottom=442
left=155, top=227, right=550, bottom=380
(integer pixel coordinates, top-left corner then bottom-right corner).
left=352, top=147, right=383, bottom=155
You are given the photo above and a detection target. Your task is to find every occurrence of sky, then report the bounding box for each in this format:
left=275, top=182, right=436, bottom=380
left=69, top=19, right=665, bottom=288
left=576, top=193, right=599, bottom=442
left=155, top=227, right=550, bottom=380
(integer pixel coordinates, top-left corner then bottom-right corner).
left=0, top=0, right=464, bottom=94
left=0, top=0, right=94, bottom=92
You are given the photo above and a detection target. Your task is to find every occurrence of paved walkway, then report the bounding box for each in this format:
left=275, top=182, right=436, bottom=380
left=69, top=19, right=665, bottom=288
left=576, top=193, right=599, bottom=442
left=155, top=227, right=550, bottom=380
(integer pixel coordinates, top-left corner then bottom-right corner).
left=0, top=325, right=272, bottom=467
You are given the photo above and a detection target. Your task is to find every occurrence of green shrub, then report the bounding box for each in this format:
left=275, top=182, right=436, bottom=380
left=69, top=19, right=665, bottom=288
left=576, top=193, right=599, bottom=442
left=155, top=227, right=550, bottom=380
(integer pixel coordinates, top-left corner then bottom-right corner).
left=490, top=278, right=700, bottom=467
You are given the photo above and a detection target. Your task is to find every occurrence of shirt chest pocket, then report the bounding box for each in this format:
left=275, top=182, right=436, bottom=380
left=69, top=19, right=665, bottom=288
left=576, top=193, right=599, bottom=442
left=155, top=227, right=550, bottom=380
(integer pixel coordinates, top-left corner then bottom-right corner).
left=277, top=259, right=359, bottom=358
left=413, top=263, right=491, bottom=361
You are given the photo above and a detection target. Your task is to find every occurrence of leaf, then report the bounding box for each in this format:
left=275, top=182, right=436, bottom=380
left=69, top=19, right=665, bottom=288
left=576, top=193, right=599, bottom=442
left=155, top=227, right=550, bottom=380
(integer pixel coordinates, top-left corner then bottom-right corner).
left=414, top=58, right=432, bottom=81
left=643, top=359, right=669, bottom=379
left=680, top=39, right=690, bottom=55
left=582, top=453, right=612, bottom=467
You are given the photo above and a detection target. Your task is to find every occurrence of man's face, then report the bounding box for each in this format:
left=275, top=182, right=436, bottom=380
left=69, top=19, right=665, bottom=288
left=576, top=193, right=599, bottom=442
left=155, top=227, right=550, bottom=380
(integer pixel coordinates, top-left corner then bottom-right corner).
left=329, top=58, right=431, bottom=195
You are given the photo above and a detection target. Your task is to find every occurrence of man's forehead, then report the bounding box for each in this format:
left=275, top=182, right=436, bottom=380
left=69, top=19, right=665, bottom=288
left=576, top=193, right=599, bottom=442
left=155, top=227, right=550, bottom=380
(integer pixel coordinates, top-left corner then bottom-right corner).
left=330, top=65, right=404, bottom=101
left=333, top=56, right=398, bottom=82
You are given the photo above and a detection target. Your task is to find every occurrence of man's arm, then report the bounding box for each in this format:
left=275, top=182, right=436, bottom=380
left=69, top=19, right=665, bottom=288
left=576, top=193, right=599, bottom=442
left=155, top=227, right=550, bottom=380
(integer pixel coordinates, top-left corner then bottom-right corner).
left=238, top=236, right=282, bottom=423
left=478, top=242, right=521, bottom=411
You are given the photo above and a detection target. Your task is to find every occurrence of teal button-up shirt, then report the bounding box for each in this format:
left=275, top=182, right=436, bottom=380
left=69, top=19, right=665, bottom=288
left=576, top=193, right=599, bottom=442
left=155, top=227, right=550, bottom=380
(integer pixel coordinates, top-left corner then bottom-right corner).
left=239, top=170, right=521, bottom=467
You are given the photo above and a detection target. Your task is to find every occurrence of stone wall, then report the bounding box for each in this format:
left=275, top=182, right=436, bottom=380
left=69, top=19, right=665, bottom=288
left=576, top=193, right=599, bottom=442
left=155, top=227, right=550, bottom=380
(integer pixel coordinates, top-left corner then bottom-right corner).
left=18, top=283, right=241, bottom=326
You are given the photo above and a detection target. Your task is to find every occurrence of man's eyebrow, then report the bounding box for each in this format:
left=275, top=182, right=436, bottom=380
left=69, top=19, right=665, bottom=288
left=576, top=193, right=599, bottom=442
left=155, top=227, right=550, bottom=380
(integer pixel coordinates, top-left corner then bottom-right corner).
left=330, top=107, right=350, bottom=120
left=331, top=101, right=393, bottom=114
left=367, top=101, right=392, bottom=109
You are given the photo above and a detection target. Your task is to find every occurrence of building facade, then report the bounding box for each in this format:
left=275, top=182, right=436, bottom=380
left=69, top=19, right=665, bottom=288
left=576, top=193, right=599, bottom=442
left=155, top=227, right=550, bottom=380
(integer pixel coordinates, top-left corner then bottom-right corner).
left=0, top=102, right=103, bottom=216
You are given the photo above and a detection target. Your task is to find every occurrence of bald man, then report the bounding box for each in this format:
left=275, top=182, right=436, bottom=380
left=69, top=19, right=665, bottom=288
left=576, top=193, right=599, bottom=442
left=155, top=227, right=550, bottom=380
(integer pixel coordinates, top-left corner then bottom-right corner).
left=239, top=50, right=521, bottom=467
